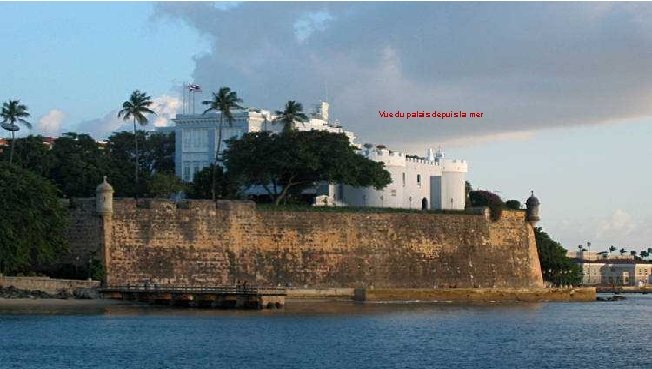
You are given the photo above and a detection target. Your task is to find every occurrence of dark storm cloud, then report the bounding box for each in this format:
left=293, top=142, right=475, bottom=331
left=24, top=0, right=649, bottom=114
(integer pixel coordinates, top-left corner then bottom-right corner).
left=154, top=2, right=652, bottom=147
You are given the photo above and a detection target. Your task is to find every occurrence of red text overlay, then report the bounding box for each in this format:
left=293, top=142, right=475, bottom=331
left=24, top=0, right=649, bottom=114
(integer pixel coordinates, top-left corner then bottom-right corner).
left=379, top=110, right=484, bottom=119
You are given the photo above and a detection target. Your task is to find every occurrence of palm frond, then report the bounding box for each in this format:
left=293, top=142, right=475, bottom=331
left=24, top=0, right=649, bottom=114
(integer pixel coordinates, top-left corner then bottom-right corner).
left=118, top=90, right=155, bottom=124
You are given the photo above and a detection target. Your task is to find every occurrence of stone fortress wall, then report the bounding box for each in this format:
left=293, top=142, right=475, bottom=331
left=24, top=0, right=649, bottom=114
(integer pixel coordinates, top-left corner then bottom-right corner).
left=64, top=194, right=544, bottom=289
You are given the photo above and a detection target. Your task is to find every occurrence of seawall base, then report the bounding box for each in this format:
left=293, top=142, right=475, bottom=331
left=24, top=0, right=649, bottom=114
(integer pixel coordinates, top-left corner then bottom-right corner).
left=354, top=287, right=596, bottom=303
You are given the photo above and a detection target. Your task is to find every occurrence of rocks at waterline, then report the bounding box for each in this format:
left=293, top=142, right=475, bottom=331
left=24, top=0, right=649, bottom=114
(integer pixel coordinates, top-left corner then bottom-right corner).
left=596, top=295, right=626, bottom=302
left=0, top=285, right=98, bottom=299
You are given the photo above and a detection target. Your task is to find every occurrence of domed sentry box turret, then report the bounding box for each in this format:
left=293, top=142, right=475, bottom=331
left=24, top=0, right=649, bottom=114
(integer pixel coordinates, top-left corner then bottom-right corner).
left=96, top=176, right=114, bottom=215
left=526, top=191, right=540, bottom=226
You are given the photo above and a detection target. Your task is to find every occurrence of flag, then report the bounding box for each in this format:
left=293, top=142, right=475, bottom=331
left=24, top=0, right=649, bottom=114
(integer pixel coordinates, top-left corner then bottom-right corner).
left=188, top=84, right=202, bottom=92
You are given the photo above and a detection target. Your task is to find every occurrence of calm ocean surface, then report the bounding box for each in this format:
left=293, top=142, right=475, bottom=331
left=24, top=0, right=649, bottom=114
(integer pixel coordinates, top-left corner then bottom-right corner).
left=0, top=295, right=650, bottom=369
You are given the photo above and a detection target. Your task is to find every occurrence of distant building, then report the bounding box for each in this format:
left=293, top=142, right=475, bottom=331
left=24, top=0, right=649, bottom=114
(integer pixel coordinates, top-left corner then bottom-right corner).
left=576, top=261, right=652, bottom=286
left=566, top=250, right=636, bottom=261
left=0, top=136, right=56, bottom=151
left=167, top=101, right=467, bottom=210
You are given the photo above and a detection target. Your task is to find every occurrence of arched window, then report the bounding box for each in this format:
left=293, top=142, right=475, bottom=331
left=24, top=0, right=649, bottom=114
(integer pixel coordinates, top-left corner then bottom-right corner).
left=402, top=172, right=406, bottom=187
left=417, top=174, right=421, bottom=185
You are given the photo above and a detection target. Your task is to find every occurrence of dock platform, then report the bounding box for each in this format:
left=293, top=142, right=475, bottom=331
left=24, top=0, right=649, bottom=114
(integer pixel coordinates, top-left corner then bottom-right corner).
left=100, top=285, right=287, bottom=309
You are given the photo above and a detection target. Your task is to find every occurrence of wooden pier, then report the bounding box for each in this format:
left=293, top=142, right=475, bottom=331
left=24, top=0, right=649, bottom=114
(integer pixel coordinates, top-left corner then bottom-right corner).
left=100, top=285, right=287, bottom=309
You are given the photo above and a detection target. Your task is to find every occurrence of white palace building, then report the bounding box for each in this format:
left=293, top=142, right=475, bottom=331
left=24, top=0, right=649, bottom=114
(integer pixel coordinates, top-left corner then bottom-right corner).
left=168, top=102, right=468, bottom=210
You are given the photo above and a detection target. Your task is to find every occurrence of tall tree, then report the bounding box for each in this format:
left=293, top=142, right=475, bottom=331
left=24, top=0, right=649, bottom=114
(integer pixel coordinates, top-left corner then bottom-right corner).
left=117, top=90, right=155, bottom=199
left=275, top=100, right=308, bottom=134
left=202, top=87, right=243, bottom=200
left=1, top=100, right=31, bottom=165
left=534, top=227, right=582, bottom=286
left=0, top=163, right=68, bottom=274
left=224, top=130, right=391, bottom=205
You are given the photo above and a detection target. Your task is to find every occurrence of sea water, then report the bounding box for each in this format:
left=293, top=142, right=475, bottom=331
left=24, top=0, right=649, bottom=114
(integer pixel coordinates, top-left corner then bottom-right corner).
left=0, top=295, right=650, bottom=369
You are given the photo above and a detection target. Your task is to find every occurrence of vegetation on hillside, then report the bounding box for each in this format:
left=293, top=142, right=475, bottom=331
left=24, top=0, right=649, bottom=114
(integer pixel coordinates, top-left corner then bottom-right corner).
left=534, top=227, right=582, bottom=286
left=0, top=163, right=68, bottom=274
left=1, top=132, right=177, bottom=198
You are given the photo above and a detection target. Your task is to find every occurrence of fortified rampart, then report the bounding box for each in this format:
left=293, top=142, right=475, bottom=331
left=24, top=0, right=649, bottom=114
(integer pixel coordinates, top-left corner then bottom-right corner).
left=64, top=197, right=544, bottom=289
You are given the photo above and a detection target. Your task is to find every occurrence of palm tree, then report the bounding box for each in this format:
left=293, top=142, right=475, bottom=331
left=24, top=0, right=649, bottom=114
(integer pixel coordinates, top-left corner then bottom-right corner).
left=201, top=87, right=243, bottom=201
left=619, top=247, right=626, bottom=256
left=275, top=100, right=308, bottom=134
left=609, top=245, right=616, bottom=255
left=117, top=90, right=155, bottom=199
left=1, top=100, right=31, bottom=165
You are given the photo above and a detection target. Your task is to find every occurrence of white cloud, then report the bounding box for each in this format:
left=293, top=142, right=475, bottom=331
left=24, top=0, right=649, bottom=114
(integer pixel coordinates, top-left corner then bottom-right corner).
left=36, top=109, right=65, bottom=136
left=75, top=95, right=180, bottom=139
left=549, top=209, right=652, bottom=251
left=596, top=209, right=637, bottom=240
left=150, top=95, right=182, bottom=127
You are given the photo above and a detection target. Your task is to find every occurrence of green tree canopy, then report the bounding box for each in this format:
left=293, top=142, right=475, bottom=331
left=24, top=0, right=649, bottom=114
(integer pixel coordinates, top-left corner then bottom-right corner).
left=504, top=199, right=522, bottom=210
left=534, top=227, right=582, bottom=286
left=186, top=164, right=238, bottom=200
left=0, top=135, right=53, bottom=177
left=224, top=130, right=391, bottom=205
left=0, top=163, right=68, bottom=274
left=469, top=190, right=504, bottom=220
left=147, top=172, right=185, bottom=198
left=49, top=132, right=107, bottom=197
left=104, top=131, right=176, bottom=197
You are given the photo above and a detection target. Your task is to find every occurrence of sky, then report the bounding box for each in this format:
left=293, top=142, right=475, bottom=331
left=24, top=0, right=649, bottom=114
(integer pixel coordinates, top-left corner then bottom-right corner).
left=1, top=1, right=652, bottom=252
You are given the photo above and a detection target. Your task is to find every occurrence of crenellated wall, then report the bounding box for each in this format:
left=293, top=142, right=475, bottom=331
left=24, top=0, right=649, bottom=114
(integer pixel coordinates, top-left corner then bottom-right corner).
left=65, top=198, right=543, bottom=289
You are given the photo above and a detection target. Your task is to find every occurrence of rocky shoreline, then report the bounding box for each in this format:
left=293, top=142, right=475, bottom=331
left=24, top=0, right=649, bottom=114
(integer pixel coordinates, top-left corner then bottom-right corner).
left=0, top=285, right=99, bottom=300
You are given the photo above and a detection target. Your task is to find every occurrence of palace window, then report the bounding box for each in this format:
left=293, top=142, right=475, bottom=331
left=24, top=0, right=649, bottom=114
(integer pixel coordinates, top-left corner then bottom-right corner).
left=402, top=172, right=406, bottom=187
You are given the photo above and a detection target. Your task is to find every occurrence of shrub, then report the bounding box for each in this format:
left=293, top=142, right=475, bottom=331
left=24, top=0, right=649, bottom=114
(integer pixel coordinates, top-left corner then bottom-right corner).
left=469, top=190, right=504, bottom=221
